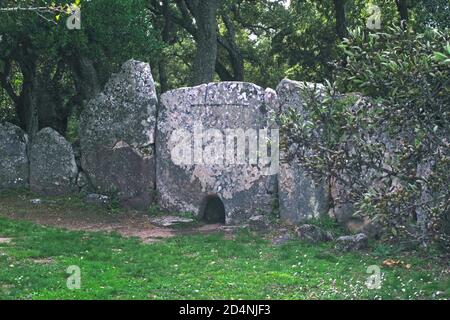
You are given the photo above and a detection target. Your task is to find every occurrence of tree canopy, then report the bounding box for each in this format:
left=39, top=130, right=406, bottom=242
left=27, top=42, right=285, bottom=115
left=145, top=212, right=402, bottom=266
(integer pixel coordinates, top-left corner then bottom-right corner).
left=0, top=0, right=448, bottom=137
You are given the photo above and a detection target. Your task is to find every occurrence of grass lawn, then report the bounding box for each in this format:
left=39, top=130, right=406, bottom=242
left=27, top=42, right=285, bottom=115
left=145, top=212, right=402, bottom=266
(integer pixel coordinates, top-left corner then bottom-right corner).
left=0, top=191, right=448, bottom=300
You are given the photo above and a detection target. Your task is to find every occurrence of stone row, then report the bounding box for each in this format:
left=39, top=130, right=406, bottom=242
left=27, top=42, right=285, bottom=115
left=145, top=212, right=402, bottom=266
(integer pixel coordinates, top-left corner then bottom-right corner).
left=0, top=60, right=341, bottom=225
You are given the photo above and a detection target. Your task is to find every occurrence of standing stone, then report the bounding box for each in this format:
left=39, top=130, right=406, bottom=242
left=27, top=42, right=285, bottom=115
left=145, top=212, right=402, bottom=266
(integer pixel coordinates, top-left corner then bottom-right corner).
left=327, top=95, right=370, bottom=225
left=248, top=215, right=271, bottom=232
left=329, top=176, right=355, bottom=224
left=84, top=193, right=110, bottom=207
left=329, top=95, right=397, bottom=228
left=416, top=159, right=434, bottom=243
left=79, top=60, right=157, bottom=209
left=335, top=233, right=368, bottom=251
left=156, top=82, right=279, bottom=224
left=0, top=122, right=29, bottom=190
left=297, top=224, right=334, bottom=243
left=276, top=79, right=329, bottom=224
left=278, top=160, right=329, bottom=223
left=29, top=127, right=78, bottom=195
left=76, top=171, right=91, bottom=193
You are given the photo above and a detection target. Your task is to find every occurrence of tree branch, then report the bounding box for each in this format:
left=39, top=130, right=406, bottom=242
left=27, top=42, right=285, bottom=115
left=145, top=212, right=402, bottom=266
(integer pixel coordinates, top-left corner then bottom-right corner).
left=0, top=59, right=19, bottom=103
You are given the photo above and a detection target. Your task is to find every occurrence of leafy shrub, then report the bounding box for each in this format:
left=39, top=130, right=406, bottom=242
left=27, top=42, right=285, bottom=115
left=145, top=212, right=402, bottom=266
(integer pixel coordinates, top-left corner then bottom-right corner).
left=280, top=26, right=449, bottom=249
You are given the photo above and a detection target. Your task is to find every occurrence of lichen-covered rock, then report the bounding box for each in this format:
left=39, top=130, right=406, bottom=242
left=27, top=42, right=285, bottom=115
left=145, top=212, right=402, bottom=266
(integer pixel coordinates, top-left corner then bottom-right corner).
left=297, top=224, right=334, bottom=243
left=84, top=193, right=110, bottom=206
left=30, top=199, right=42, bottom=205
left=276, top=79, right=329, bottom=223
left=328, top=95, right=373, bottom=225
left=329, top=176, right=355, bottom=224
left=82, top=140, right=154, bottom=208
left=156, top=82, right=279, bottom=224
left=29, top=128, right=78, bottom=195
left=344, top=213, right=383, bottom=239
left=328, top=95, right=399, bottom=227
left=76, top=171, right=92, bottom=193
left=272, top=232, right=295, bottom=246
left=149, top=216, right=194, bottom=228
left=79, top=60, right=157, bottom=209
left=335, top=233, right=368, bottom=251
left=279, top=160, right=329, bottom=223
left=0, top=122, right=29, bottom=190
left=277, top=79, right=326, bottom=114
left=248, top=215, right=271, bottom=232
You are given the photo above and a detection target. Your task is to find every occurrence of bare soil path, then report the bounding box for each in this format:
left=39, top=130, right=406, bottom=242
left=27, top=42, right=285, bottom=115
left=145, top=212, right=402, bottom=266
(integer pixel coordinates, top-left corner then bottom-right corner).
left=0, top=193, right=227, bottom=243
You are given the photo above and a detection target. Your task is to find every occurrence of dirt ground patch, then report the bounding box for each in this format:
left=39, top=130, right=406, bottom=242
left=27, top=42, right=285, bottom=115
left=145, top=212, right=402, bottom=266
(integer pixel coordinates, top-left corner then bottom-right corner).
left=0, top=206, right=226, bottom=243
left=0, top=237, right=13, bottom=243
left=32, top=257, right=55, bottom=265
left=0, top=192, right=250, bottom=243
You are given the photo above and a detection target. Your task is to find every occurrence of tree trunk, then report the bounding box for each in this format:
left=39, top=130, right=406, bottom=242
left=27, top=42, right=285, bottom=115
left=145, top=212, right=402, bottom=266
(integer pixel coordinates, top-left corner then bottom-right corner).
left=153, top=0, right=222, bottom=85
left=159, top=0, right=172, bottom=93
left=215, top=60, right=234, bottom=81
left=36, top=85, right=68, bottom=135
left=70, top=55, right=101, bottom=113
left=32, top=54, right=99, bottom=137
left=333, top=0, right=347, bottom=40
left=217, top=13, right=244, bottom=81
left=15, top=58, right=39, bottom=139
left=191, top=0, right=220, bottom=85
left=396, top=0, right=409, bottom=27
left=35, top=62, right=68, bottom=135
left=74, top=55, right=100, bottom=102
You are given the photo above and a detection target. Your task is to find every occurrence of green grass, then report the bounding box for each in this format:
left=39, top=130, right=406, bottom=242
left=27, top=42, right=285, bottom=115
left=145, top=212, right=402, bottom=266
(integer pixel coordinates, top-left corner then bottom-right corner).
left=0, top=217, right=448, bottom=300
left=0, top=188, right=121, bottom=217
left=0, top=190, right=448, bottom=300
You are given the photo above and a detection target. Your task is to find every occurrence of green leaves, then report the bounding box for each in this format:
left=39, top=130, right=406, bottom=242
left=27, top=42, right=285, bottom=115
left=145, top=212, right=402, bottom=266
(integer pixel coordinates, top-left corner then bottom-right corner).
left=284, top=25, right=450, bottom=247
left=433, top=46, right=450, bottom=65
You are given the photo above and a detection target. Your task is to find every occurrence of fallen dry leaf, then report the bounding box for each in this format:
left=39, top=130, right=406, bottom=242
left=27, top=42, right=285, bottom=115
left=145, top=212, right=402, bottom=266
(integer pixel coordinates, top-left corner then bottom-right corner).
left=383, top=259, right=412, bottom=269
